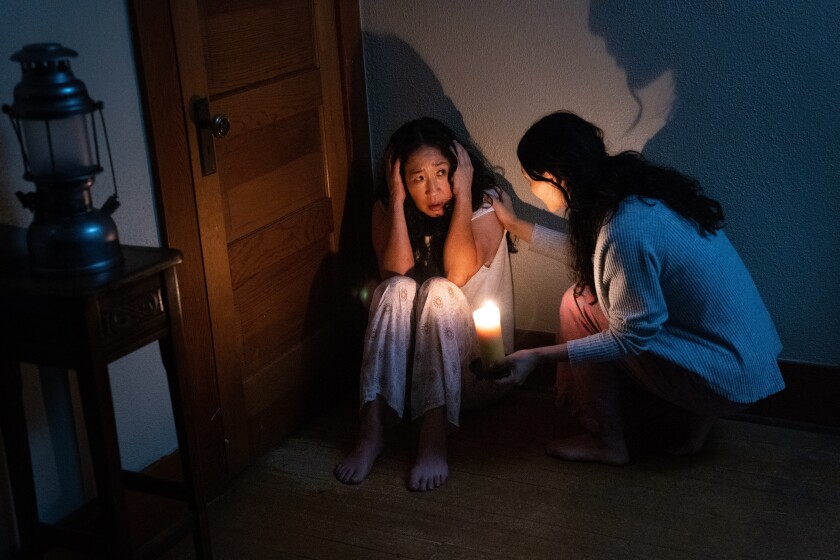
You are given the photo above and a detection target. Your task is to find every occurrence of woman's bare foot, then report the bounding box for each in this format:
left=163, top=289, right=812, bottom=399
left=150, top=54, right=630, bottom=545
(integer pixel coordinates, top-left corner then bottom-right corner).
left=409, top=406, right=448, bottom=491
left=545, top=432, right=630, bottom=465
left=668, top=415, right=716, bottom=456
left=335, top=398, right=385, bottom=484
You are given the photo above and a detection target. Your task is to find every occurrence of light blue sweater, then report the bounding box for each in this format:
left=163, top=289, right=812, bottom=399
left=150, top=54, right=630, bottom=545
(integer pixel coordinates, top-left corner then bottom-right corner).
left=531, top=197, right=784, bottom=404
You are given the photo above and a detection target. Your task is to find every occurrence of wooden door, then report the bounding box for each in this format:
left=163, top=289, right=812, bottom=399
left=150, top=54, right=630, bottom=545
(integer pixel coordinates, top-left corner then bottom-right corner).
left=131, top=0, right=362, bottom=490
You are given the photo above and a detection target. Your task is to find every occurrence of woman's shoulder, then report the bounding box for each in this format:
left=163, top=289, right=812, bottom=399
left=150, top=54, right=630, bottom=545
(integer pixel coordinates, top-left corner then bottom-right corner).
left=609, top=196, right=662, bottom=228
left=606, top=197, right=709, bottom=257
left=615, top=196, right=686, bottom=227
left=601, top=197, right=673, bottom=248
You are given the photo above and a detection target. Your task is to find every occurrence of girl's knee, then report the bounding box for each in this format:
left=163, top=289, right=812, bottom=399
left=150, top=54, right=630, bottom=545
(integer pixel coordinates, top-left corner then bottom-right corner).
left=419, top=277, right=459, bottom=297
left=372, top=275, right=417, bottom=306
left=418, top=277, right=467, bottom=312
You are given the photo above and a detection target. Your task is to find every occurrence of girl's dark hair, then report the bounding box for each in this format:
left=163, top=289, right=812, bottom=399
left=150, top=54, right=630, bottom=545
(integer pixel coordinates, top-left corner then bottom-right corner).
left=377, top=117, right=501, bottom=280
left=517, top=111, right=724, bottom=296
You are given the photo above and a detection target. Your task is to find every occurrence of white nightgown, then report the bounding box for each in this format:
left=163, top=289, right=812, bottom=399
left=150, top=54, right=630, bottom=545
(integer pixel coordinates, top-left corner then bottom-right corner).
left=359, top=197, right=514, bottom=428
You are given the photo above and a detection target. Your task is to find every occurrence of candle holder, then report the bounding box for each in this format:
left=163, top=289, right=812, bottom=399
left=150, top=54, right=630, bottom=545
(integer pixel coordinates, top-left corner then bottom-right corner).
left=469, top=357, right=511, bottom=380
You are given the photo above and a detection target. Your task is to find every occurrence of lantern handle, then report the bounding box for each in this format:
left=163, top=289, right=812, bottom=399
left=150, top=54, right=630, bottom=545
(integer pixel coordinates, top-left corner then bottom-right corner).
left=95, top=101, right=120, bottom=214
left=2, top=107, right=32, bottom=175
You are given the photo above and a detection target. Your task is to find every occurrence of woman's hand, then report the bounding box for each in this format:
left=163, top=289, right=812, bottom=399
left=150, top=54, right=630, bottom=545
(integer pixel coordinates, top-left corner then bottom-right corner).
left=451, top=140, right=474, bottom=201
left=491, top=189, right=535, bottom=243
left=385, top=149, right=405, bottom=207
left=491, top=348, right=540, bottom=388
left=491, top=189, right=518, bottom=231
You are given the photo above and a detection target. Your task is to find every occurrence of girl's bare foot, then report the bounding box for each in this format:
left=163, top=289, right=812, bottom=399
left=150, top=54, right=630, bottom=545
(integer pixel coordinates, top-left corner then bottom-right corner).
left=546, top=432, right=630, bottom=465
left=335, top=398, right=385, bottom=484
left=409, top=406, right=448, bottom=491
left=668, top=415, right=716, bottom=456
left=334, top=433, right=384, bottom=484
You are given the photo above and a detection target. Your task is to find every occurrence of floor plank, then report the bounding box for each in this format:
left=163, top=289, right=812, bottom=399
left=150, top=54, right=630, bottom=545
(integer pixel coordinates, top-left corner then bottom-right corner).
left=162, top=388, right=840, bottom=560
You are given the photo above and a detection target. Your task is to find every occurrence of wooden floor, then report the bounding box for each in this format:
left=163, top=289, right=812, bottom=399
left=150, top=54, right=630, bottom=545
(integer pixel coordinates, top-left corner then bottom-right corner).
left=163, top=388, right=840, bottom=560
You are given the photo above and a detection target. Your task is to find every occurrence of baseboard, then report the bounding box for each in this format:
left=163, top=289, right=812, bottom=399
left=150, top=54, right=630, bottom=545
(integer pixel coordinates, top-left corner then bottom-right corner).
left=513, top=329, right=840, bottom=429
left=744, top=360, right=839, bottom=429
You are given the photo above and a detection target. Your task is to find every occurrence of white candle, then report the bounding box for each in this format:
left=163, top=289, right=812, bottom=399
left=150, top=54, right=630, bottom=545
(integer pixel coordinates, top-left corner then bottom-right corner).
left=472, top=301, right=505, bottom=370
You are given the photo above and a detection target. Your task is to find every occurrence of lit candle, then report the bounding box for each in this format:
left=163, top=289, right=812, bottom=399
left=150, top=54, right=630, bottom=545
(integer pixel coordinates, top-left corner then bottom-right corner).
left=472, top=301, right=505, bottom=370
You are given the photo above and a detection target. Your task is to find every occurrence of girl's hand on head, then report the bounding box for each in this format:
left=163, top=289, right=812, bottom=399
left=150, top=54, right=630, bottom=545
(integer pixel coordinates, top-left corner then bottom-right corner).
left=451, top=140, right=474, bottom=201
left=385, top=149, right=406, bottom=206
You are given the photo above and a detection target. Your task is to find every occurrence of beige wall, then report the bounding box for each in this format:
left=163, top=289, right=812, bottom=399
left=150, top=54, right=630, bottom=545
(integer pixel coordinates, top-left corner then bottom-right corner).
left=361, top=0, right=675, bottom=335
left=360, top=1, right=840, bottom=365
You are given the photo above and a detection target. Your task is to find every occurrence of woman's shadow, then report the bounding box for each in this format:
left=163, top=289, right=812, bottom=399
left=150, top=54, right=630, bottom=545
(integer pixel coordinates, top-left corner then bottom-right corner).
left=588, top=2, right=839, bottom=246
left=588, top=1, right=840, bottom=362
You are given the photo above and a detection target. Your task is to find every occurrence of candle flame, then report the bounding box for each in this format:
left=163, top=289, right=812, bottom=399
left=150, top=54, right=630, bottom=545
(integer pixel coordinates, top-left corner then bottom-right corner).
left=473, top=301, right=500, bottom=328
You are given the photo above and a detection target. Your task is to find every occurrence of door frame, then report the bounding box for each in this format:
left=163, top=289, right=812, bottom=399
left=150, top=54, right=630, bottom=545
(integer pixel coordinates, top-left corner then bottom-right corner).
left=128, top=0, right=370, bottom=501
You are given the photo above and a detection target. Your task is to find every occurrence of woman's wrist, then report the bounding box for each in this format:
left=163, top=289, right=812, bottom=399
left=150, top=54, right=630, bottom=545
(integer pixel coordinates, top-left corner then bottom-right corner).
left=506, top=216, right=533, bottom=242
left=534, top=343, right=569, bottom=363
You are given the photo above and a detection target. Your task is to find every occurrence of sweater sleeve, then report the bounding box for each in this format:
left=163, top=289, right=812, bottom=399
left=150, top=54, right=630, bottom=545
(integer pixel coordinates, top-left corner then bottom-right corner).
left=566, top=211, right=668, bottom=365
left=528, top=223, right=570, bottom=263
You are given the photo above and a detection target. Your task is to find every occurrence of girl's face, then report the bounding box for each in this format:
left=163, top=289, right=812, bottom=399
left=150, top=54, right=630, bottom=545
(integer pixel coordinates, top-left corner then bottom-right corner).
left=403, top=145, right=453, bottom=217
left=522, top=168, right=567, bottom=213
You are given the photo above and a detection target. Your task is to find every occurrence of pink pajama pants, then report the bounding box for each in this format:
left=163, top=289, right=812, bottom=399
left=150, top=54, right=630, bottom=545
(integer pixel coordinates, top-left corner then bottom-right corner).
left=556, top=286, right=747, bottom=436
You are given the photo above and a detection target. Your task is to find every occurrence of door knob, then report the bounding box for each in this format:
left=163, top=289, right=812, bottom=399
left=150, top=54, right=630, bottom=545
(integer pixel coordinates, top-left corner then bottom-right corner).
left=211, top=114, right=230, bottom=138
left=192, top=97, right=228, bottom=176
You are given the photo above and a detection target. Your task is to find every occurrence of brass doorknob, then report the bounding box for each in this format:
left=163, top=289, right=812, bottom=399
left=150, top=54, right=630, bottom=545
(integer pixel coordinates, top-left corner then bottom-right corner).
left=211, top=114, right=230, bottom=138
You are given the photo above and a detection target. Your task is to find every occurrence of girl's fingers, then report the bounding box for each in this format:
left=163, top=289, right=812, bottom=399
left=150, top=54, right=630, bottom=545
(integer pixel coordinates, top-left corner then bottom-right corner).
left=451, top=140, right=468, bottom=163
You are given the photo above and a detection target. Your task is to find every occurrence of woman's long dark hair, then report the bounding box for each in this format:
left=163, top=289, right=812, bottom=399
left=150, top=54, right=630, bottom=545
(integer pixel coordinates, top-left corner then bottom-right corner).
left=517, top=111, right=724, bottom=296
left=377, top=117, right=501, bottom=280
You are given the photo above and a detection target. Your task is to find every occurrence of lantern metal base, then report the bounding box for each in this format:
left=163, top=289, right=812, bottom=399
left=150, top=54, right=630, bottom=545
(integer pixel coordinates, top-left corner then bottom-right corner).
left=27, top=208, right=123, bottom=276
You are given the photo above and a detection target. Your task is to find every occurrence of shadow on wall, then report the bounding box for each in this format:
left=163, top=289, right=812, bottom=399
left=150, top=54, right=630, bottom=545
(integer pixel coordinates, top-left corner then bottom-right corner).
left=362, top=31, right=564, bottom=234
left=364, top=31, right=472, bottom=179
left=589, top=1, right=840, bottom=362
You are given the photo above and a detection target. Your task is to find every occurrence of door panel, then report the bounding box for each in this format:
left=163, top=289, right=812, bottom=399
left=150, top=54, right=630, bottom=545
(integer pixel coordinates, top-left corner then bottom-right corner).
left=227, top=199, right=334, bottom=291
left=243, top=322, right=336, bottom=455
left=201, top=0, right=316, bottom=95
left=234, top=239, right=335, bottom=373
left=131, top=0, right=365, bottom=493
left=218, top=109, right=322, bottom=193
left=169, top=0, right=349, bottom=473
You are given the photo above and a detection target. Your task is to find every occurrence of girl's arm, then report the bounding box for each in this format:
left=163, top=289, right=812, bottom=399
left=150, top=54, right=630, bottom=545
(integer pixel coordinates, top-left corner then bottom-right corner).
left=372, top=157, right=414, bottom=279
left=443, top=142, right=504, bottom=286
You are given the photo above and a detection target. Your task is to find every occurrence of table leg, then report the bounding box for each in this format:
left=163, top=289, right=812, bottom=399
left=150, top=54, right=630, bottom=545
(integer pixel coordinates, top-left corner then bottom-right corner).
left=160, top=267, right=213, bottom=559
left=0, top=359, right=42, bottom=559
left=75, top=359, right=133, bottom=559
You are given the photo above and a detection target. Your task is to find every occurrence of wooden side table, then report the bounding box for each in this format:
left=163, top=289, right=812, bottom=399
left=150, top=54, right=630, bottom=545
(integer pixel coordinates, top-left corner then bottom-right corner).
left=0, top=245, right=211, bottom=559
